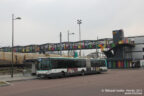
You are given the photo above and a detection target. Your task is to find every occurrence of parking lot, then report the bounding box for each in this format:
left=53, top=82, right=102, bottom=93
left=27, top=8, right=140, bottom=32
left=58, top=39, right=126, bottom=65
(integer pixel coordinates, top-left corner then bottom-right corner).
left=0, top=69, right=144, bottom=96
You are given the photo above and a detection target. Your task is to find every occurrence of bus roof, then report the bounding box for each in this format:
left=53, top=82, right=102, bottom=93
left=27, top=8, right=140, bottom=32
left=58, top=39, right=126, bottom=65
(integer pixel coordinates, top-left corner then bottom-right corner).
left=38, top=57, right=106, bottom=61
left=38, top=57, right=87, bottom=60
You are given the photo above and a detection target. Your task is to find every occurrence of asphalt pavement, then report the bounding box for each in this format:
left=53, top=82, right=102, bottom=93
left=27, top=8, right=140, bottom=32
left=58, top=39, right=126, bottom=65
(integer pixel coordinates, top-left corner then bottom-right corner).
left=0, top=69, right=144, bottom=96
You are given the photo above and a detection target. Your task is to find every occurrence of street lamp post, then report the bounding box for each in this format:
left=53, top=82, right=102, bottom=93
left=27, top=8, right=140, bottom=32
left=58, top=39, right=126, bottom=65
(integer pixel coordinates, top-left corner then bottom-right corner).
left=67, top=30, right=74, bottom=57
left=77, top=19, right=82, bottom=57
left=60, top=32, right=62, bottom=56
left=11, top=14, right=21, bottom=78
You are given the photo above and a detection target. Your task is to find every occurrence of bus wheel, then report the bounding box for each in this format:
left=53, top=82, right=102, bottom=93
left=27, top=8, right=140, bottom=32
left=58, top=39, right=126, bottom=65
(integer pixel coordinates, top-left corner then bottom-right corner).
left=97, top=71, right=101, bottom=74
left=81, top=70, right=85, bottom=76
left=38, top=75, right=43, bottom=79
left=62, top=72, right=66, bottom=77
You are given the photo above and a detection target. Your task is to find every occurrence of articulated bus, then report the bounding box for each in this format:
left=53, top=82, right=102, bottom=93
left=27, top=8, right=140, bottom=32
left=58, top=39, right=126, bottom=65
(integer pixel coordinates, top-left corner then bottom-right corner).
left=36, top=57, right=108, bottom=78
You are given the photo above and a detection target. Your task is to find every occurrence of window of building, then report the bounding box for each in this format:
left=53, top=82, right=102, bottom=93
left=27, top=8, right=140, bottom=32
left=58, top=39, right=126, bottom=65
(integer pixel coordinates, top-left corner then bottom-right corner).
left=143, top=55, right=144, bottom=59
left=143, top=48, right=144, bottom=52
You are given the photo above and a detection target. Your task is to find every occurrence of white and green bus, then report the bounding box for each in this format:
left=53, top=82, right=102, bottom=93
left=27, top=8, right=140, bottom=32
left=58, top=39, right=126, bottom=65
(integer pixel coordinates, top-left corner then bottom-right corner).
left=36, top=57, right=108, bottom=78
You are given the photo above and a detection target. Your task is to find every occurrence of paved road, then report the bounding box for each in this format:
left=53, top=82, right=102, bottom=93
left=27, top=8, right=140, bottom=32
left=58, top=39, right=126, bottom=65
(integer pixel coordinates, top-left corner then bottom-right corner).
left=0, top=69, right=144, bottom=96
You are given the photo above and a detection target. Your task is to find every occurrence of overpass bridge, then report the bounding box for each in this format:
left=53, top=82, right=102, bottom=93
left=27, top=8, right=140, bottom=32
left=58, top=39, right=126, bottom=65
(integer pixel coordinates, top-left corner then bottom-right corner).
left=0, top=29, right=135, bottom=60
left=0, top=38, right=134, bottom=54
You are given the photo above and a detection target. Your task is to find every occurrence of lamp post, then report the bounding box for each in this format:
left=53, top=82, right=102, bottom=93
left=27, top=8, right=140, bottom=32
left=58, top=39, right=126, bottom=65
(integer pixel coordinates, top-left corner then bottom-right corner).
left=77, top=19, right=82, bottom=57
left=60, top=32, right=62, bottom=56
left=11, top=14, right=21, bottom=78
left=67, top=30, right=75, bottom=56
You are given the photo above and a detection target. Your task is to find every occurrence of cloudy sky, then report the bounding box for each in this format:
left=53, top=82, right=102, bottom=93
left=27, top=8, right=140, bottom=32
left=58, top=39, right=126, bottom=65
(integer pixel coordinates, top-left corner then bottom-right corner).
left=0, top=0, right=144, bottom=47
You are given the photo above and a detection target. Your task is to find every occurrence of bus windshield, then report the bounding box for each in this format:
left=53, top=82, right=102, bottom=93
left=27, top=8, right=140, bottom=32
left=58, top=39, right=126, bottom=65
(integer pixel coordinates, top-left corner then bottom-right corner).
left=38, top=58, right=51, bottom=70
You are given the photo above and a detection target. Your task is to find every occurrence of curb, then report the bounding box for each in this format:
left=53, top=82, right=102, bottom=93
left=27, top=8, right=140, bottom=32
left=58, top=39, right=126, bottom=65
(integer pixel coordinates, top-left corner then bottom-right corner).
left=7, top=77, right=37, bottom=83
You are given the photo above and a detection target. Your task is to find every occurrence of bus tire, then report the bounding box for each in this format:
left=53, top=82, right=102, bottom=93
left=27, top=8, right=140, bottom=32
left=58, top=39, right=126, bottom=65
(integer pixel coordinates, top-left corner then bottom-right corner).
left=81, top=70, right=85, bottom=76
left=97, top=71, right=101, bottom=74
left=38, top=75, right=43, bottom=79
left=62, top=71, right=66, bottom=77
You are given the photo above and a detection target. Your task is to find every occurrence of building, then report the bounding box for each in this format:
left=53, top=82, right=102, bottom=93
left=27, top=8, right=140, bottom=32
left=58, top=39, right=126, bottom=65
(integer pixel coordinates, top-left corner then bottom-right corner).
left=103, top=30, right=143, bottom=69
left=128, top=36, right=144, bottom=60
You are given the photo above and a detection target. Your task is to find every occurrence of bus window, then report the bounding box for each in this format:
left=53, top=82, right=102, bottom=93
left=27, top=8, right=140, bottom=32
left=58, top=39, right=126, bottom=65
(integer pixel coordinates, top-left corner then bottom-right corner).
left=73, top=59, right=86, bottom=68
left=91, top=60, right=106, bottom=67
left=99, top=60, right=106, bottom=67
left=67, top=59, right=75, bottom=68
left=51, top=60, right=58, bottom=69
left=79, top=59, right=86, bottom=67
left=57, top=60, right=68, bottom=68
left=51, top=59, right=68, bottom=69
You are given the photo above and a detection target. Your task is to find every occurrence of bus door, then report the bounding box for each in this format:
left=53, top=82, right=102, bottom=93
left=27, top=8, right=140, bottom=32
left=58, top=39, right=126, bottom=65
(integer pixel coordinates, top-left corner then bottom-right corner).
left=86, top=59, right=91, bottom=71
left=67, top=59, right=78, bottom=74
left=91, top=59, right=100, bottom=72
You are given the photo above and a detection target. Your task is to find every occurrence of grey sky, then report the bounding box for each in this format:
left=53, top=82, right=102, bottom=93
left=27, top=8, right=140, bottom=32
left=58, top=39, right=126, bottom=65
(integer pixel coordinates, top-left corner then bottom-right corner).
left=0, top=0, right=144, bottom=47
